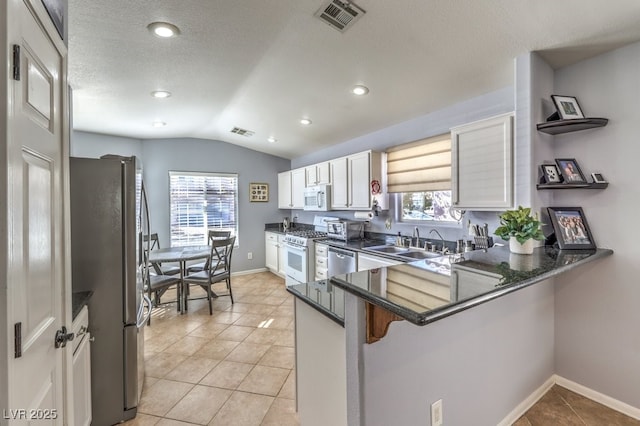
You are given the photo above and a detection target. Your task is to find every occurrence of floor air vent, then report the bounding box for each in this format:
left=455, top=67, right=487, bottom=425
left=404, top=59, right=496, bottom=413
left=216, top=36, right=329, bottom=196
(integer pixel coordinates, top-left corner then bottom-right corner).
left=230, top=127, right=255, bottom=137
left=314, top=0, right=366, bottom=33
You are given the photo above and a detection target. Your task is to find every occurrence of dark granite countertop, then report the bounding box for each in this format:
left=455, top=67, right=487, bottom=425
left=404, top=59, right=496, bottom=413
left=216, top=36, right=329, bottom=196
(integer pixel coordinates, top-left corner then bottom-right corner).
left=288, top=244, right=613, bottom=327
left=287, top=280, right=345, bottom=326
left=72, top=291, right=93, bottom=320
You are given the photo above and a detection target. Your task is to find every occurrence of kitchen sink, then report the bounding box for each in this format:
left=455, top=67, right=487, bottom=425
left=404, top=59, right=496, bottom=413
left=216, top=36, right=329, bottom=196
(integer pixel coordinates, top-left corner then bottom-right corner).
left=397, top=250, right=444, bottom=260
left=364, top=245, right=410, bottom=254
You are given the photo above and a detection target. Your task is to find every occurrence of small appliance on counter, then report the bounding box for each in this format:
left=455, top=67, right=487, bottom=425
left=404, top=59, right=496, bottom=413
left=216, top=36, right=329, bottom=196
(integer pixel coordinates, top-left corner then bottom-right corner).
left=326, top=219, right=365, bottom=241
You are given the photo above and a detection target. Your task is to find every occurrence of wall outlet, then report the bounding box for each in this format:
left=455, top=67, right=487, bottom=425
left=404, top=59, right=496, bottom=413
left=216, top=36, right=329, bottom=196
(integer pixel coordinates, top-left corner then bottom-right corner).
left=431, top=399, right=443, bottom=426
left=247, top=252, right=253, bottom=260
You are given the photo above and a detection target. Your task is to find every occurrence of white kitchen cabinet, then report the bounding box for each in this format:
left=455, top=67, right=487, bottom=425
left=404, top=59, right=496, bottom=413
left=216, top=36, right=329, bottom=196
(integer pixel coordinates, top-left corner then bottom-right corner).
left=72, top=305, right=92, bottom=426
left=305, top=162, right=330, bottom=186
left=278, top=168, right=306, bottom=209
left=451, top=113, right=514, bottom=210
left=265, top=232, right=287, bottom=277
left=357, top=252, right=403, bottom=271
left=315, top=242, right=329, bottom=280
left=450, top=265, right=501, bottom=301
left=265, top=232, right=279, bottom=272
left=329, top=150, right=384, bottom=210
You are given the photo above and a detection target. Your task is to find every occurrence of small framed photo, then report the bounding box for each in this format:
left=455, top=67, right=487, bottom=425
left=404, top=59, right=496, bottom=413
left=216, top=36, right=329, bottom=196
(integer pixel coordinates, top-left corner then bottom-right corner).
left=540, top=164, right=563, bottom=184
left=547, top=207, right=596, bottom=250
left=591, top=172, right=607, bottom=183
left=555, top=158, right=587, bottom=184
left=249, top=182, right=269, bottom=202
left=551, top=95, right=585, bottom=120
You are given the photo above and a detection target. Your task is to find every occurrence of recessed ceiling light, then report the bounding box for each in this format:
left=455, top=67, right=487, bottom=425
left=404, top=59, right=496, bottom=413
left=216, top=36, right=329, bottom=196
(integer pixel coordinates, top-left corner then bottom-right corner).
left=151, top=90, right=171, bottom=98
left=300, top=118, right=312, bottom=125
left=152, top=120, right=166, bottom=127
left=147, top=22, right=180, bottom=38
left=267, top=137, right=277, bottom=143
left=352, top=85, right=369, bottom=96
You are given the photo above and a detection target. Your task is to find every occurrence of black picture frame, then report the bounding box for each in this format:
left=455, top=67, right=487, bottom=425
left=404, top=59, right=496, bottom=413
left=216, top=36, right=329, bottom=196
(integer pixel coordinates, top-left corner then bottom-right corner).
left=547, top=207, right=596, bottom=249
left=555, top=158, right=587, bottom=184
left=540, top=164, right=563, bottom=184
left=551, top=95, right=585, bottom=120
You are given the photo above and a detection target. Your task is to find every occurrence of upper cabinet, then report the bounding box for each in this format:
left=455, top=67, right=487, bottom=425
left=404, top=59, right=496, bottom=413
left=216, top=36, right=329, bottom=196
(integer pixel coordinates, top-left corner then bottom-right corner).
left=278, top=168, right=306, bottom=209
left=305, top=162, right=330, bottom=186
left=451, top=113, right=514, bottom=210
left=330, top=150, right=383, bottom=210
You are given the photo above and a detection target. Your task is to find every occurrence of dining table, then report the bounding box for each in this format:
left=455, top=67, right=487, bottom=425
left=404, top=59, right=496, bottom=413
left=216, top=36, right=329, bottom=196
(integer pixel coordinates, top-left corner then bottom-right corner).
left=147, top=245, right=211, bottom=313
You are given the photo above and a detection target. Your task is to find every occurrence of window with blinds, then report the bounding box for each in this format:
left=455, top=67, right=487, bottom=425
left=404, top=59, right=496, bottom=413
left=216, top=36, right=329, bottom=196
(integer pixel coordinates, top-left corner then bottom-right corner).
left=169, top=171, right=238, bottom=246
left=387, top=134, right=456, bottom=222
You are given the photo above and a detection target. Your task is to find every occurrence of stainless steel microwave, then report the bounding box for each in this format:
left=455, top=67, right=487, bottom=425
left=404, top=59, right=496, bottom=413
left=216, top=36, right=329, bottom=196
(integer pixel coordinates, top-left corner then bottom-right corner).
left=326, top=220, right=364, bottom=241
left=303, top=184, right=332, bottom=211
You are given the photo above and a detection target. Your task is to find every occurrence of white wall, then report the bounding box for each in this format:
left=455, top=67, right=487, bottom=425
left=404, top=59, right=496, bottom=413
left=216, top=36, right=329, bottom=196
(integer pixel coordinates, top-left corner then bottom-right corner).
left=552, top=41, right=640, bottom=408
left=141, top=138, right=291, bottom=272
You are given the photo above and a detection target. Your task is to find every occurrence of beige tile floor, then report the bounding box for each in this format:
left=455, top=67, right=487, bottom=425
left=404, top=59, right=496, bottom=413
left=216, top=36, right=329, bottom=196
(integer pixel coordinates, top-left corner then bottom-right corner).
left=123, top=271, right=639, bottom=426
left=123, top=271, right=300, bottom=426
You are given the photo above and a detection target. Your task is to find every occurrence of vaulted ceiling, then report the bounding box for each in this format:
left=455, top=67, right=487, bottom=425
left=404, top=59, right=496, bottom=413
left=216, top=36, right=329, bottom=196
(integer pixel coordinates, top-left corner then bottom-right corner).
left=68, top=0, right=640, bottom=159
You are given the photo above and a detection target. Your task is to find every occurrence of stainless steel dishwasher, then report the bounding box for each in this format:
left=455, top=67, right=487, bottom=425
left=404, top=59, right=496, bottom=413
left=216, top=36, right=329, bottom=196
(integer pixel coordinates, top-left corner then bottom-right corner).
left=328, top=246, right=357, bottom=276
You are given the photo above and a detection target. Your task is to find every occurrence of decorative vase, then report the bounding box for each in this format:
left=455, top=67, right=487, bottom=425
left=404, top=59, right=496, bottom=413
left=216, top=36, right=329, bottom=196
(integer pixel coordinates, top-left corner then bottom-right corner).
left=509, top=238, right=534, bottom=255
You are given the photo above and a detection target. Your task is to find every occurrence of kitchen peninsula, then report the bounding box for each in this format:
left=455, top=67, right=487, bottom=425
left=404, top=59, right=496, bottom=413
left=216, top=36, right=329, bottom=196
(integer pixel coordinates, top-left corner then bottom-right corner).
left=287, top=245, right=613, bottom=426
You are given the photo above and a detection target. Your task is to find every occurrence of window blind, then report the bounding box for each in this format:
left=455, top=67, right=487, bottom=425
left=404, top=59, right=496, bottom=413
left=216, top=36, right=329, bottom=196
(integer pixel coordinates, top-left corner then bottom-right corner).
left=386, top=133, right=451, bottom=193
left=169, top=171, right=238, bottom=246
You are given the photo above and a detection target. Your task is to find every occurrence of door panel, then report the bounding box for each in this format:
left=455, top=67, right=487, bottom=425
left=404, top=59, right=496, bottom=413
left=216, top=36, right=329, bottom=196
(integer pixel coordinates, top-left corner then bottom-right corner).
left=7, top=0, right=66, bottom=422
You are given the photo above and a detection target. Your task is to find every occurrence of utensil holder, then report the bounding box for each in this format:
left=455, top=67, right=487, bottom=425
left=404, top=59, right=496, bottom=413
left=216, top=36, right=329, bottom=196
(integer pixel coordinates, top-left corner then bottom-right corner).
left=474, top=236, right=494, bottom=250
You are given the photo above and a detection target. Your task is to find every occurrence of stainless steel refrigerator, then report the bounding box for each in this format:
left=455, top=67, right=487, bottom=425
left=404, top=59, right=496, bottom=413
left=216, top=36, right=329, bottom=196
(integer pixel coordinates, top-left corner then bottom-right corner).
left=70, top=155, right=151, bottom=425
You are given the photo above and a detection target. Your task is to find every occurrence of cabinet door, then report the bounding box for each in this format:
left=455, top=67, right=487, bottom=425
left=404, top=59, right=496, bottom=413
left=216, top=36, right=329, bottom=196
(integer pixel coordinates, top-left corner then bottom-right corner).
left=305, top=166, right=318, bottom=187
left=348, top=151, right=371, bottom=209
left=450, top=266, right=501, bottom=301
left=330, top=157, right=349, bottom=209
left=265, top=232, right=279, bottom=271
left=278, top=172, right=292, bottom=208
left=73, top=334, right=92, bottom=426
left=291, top=168, right=306, bottom=209
left=357, top=253, right=403, bottom=271
left=277, top=235, right=287, bottom=274
left=317, top=162, right=331, bottom=184
left=451, top=113, right=513, bottom=210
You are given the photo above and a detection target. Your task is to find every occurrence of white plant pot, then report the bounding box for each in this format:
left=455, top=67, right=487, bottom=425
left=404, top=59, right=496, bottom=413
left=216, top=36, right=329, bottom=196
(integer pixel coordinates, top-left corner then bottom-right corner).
left=509, top=238, right=534, bottom=255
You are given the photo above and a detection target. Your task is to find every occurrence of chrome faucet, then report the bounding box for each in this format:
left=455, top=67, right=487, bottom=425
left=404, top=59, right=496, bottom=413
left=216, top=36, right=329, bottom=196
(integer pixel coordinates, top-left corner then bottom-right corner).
left=429, top=229, right=447, bottom=254
left=412, top=226, right=420, bottom=247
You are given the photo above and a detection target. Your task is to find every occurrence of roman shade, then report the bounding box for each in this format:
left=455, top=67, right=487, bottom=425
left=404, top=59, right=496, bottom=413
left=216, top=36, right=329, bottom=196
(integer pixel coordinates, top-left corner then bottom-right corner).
left=386, top=133, right=451, bottom=193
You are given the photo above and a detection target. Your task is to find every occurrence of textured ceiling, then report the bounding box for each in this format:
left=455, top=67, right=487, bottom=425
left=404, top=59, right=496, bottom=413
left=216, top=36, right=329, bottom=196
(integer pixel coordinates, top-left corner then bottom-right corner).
left=68, top=0, right=640, bottom=159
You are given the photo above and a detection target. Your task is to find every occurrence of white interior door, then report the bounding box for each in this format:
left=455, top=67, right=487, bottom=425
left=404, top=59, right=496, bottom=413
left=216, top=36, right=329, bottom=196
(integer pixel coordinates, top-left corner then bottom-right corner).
left=6, top=0, right=66, bottom=423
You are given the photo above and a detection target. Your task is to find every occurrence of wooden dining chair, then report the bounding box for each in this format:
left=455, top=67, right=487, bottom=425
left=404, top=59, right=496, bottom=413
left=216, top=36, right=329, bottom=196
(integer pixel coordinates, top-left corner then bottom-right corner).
left=186, top=229, right=232, bottom=273
left=144, top=233, right=180, bottom=275
left=183, top=236, right=235, bottom=314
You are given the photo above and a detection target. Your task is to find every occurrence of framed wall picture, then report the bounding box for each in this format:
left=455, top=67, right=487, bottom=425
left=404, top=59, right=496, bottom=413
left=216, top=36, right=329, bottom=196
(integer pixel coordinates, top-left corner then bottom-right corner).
left=249, top=182, right=269, bottom=202
left=547, top=207, right=596, bottom=249
left=551, top=95, right=585, bottom=120
left=540, top=164, right=563, bottom=184
left=555, top=158, right=587, bottom=184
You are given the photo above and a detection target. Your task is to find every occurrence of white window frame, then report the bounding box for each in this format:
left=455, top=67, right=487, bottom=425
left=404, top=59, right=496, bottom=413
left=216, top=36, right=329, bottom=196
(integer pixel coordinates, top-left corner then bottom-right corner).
left=169, top=171, right=239, bottom=247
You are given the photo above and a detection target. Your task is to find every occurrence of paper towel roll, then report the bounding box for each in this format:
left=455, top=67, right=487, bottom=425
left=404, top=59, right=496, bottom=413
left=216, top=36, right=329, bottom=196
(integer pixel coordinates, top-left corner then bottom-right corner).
left=354, top=211, right=374, bottom=220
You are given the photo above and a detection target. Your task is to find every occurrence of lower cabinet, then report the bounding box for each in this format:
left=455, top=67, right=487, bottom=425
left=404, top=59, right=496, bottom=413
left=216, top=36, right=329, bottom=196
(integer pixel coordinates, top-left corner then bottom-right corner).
left=357, top=252, right=403, bottom=271
left=72, top=305, right=92, bottom=426
left=295, top=299, right=347, bottom=426
left=450, top=265, right=502, bottom=301
left=265, top=232, right=287, bottom=277
left=315, top=242, right=328, bottom=280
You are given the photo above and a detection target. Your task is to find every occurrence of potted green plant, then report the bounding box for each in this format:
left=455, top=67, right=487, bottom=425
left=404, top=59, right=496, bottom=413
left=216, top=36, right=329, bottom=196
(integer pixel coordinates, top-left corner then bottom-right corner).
left=494, top=206, right=545, bottom=254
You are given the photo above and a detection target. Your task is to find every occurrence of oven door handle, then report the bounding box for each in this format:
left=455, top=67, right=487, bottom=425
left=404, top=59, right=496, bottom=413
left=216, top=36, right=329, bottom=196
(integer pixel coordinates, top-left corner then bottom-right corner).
left=285, top=243, right=307, bottom=252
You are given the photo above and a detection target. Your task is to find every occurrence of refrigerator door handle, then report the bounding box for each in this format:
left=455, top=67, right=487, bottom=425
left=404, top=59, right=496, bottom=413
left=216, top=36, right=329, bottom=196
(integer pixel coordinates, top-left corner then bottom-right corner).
left=136, top=292, right=152, bottom=328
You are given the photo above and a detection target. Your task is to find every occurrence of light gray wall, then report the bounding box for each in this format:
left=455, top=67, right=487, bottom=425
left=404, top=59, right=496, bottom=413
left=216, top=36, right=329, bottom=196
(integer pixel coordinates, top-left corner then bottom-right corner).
left=552, top=41, right=640, bottom=408
left=141, top=138, right=291, bottom=272
left=71, top=130, right=143, bottom=159
left=290, top=87, right=515, bottom=243
left=358, top=281, right=555, bottom=425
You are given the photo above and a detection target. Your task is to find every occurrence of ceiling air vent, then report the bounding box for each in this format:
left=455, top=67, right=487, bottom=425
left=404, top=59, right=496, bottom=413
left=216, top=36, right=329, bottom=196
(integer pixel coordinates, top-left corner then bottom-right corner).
left=314, top=0, right=366, bottom=33
left=230, top=127, right=255, bottom=137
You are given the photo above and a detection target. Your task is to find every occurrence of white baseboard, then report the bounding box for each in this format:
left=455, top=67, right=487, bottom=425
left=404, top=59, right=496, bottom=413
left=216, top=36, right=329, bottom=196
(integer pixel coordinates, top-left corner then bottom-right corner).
left=497, top=376, right=555, bottom=426
left=498, top=374, right=640, bottom=424
left=232, top=267, right=268, bottom=276
left=554, top=375, right=640, bottom=420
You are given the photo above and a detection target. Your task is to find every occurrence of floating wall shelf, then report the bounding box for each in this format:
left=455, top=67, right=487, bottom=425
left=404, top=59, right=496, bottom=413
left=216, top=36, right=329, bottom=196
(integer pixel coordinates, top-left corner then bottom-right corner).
left=536, top=118, right=608, bottom=135
left=536, top=182, right=608, bottom=190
